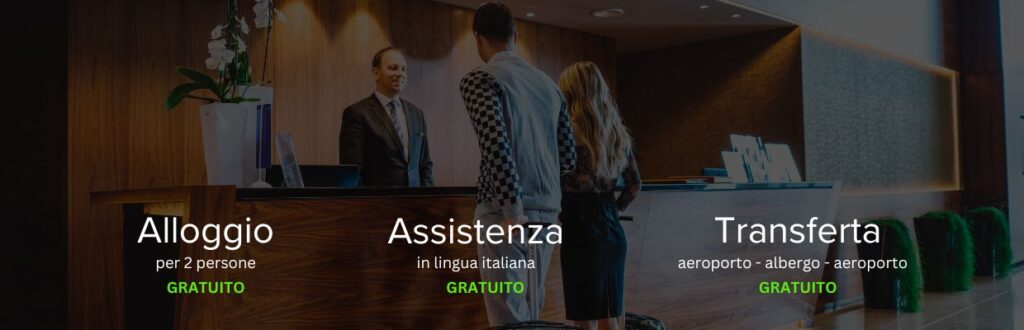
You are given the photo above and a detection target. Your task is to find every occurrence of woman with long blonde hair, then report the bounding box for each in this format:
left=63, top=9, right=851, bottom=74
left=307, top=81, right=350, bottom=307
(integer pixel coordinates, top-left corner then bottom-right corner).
left=557, top=61, right=641, bottom=330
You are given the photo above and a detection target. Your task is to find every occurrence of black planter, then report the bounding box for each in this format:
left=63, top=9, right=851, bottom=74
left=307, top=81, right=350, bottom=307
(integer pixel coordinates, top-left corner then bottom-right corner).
left=970, top=219, right=996, bottom=276
left=856, top=219, right=921, bottom=311
left=858, top=225, right=897, bottom=309
left=965, top=207, right=1012, bottom=277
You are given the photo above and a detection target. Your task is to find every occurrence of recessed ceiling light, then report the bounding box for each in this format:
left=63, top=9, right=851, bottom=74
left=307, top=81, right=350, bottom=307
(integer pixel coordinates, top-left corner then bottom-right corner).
left=732, top=13, right=742, bottom=18
left=699, top=4, right=710, bottom=9
left=526, top=12, right=536, bottom=17
left=591, top=8, right=625, bottom=18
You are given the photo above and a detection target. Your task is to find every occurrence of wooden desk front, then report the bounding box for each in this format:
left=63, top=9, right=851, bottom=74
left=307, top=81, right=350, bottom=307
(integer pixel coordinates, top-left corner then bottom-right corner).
left=92, top=183, right=839, bottom=329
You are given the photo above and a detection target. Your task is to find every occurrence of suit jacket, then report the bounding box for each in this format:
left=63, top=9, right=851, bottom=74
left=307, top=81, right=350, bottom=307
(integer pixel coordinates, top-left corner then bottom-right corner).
left=339, top=94, right=433, bottom=187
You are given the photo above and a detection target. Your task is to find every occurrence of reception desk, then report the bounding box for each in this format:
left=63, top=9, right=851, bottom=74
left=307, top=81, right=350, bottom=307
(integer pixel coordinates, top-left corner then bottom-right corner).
left=92, top=182, right=838, bottom=329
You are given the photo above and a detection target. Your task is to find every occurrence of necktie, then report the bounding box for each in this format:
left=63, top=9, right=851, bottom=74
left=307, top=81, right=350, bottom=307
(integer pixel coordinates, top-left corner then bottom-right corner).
left=386, top=101, right=404, bottom=149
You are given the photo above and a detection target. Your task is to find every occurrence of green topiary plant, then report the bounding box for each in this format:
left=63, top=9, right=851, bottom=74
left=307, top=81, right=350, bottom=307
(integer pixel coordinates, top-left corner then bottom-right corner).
left=914, top=211, right=974, bottom=292
left=964, top=207, right=1013, bottom=277
left=857, top=218, right=922, bottom=312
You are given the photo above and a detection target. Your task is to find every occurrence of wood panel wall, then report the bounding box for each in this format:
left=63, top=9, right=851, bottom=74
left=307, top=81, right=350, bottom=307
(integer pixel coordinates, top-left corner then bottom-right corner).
left=952, top=0, right=1008, bottom=210
left=616, top=27, right=805, bottom=179
left=949, top=0, right=1016, bottom=263
left=68, top=0, right=615, bottom=327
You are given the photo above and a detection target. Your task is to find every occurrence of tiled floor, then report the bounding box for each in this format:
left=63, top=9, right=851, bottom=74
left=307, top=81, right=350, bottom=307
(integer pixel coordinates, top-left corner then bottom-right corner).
left=809, top=266, right=1023, bottom=329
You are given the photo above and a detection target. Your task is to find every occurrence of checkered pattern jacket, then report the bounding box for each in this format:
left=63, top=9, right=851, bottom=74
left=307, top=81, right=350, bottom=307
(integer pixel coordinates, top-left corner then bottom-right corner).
left=459, top=52, right=577, bottom=219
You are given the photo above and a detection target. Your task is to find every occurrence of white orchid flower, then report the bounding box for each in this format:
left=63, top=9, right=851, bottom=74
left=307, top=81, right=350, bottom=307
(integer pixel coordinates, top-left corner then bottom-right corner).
left=274, top=8, right=286, bottom=23
left=208, top=39, right=227, bottom=55
left=205, top=57, right=220, bottom=70
left=207, top=54, right=229, bottom=71
left=216, top=48, right=235, bottom=63
left=210, top=24, right=225, bottom=39
left=254, top=14, right=270, bottom=28
left=254, top=0, right=271, bottom=28
left=236, top=16, right=250, bottom=34
left=255, top=15, right=270, bottom=28
left=206, top=38, right=235, bottom=71
left=209, top=39, right=227, bottom=50
left=234, top=34, right=248, bottom=53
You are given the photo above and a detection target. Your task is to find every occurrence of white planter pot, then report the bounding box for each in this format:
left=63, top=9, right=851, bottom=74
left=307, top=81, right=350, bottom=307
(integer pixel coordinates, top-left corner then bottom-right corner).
left=199, top=86, right=274, bottom=187
left=200, top=102, right=249, bottom=186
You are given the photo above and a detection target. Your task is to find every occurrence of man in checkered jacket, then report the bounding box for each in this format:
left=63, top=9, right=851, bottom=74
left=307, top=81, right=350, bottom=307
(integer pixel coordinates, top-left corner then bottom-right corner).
left=460, top=2, right=577, bottom=326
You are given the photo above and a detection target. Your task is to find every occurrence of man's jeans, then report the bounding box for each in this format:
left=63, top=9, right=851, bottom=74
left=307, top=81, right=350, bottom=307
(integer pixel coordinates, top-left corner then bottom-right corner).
left=476, top=209, right=558, bottom=326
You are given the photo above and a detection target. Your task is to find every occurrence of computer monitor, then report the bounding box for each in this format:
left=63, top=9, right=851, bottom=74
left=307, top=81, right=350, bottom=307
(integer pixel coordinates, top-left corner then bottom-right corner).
left=266, top=165, right=361, bottom=188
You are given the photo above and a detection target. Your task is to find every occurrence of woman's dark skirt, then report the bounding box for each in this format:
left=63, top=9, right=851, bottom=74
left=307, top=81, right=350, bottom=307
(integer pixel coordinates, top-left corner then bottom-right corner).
left=559, top=192, right=627, bottom=321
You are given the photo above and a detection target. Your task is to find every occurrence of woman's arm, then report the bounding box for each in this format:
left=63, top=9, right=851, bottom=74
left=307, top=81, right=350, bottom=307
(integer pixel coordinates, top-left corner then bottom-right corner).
left=615, top=150, right=642, bottom=211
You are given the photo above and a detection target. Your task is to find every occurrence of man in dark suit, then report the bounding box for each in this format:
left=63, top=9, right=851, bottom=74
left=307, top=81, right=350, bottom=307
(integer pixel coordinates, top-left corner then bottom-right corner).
left=339, top=47, right=433, bottom=187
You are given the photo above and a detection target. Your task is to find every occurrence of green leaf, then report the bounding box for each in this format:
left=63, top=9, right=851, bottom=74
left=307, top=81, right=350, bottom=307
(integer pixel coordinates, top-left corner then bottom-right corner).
left=166, top=82, right=206, bottom=110
left=235, top=52, right=252, bottom=84
left=175, top=67, right=220, bottom=94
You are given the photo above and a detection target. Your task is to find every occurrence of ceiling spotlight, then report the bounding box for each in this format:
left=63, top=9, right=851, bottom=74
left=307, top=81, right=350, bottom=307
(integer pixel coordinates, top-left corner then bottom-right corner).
left=699, top=4, right=710, bottom=9
left=526, top=12, right=536, bottom=17
left=591, top=8, right=625, bottom=18
left=732, top=13, right=742, bottom=18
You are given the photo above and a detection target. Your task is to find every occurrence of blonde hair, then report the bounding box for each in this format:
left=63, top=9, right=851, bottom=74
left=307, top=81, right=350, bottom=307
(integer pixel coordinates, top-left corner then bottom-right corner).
left=558, top=61, right=632, bottom=180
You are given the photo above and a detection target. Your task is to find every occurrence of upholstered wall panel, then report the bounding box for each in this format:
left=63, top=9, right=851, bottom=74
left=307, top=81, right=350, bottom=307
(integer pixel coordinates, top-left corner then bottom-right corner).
left=800, top=30, right=959, bottom=192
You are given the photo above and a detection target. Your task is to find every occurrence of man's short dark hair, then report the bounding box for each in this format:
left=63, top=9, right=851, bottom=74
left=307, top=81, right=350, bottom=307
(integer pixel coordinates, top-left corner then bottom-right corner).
left=371, top=46, right=401, bottom=68
left=473, top=2, right=515, bottom=42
